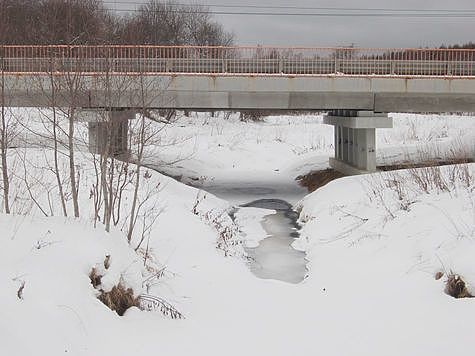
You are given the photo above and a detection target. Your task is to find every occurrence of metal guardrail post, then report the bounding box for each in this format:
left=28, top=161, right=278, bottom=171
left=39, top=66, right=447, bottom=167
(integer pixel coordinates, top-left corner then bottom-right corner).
left=0, top=46, right=4, bottom=73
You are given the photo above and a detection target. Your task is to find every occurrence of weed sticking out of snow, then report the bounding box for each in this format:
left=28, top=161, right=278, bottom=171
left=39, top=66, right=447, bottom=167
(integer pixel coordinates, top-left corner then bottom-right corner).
left=89, top=256, right=140, bottom=316
left=89, top=267, right=103, bottom=289
left=138, top=294, right=184, bottom=319
left=445, top=274, right=473, bottom=299
left=296, top=168, right=346, bottom=192
left=89, top=255, right=184, bottom=318
left=97, top=284, right=140, bottom=316
left=191, top=190, right=243, bottom=257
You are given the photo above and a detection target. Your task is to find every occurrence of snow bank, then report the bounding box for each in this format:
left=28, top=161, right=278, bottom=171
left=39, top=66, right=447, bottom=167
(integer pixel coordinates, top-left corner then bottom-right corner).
left=2, top=110, right=475, bottom=355
left=0, top=214, right=144, bottom=355
left=233, top=207, right=273, bottom=247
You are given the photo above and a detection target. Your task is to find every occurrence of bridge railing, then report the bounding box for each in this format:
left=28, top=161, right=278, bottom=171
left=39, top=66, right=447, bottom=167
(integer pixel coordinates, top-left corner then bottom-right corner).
left=1, top=45, right=475, bottom=76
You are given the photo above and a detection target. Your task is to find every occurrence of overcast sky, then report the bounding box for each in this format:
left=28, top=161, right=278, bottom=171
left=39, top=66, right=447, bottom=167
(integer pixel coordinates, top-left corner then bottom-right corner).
left=109, top=0, right=475, bottom=47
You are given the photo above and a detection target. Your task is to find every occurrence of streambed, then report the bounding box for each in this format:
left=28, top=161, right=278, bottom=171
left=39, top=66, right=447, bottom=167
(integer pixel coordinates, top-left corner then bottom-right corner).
left=240, top=199, right=307, bottom=284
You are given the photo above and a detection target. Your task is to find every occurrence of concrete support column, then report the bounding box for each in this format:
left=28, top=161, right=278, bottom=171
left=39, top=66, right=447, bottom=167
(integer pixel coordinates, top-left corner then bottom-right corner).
left=338, top=126, right=343, bottom=160
left=334, top=125, right=339, bottom=160
left=323, top=111, right=392, bottom=175
left=342, top=127, right=349, bottom=163
left=80, top=109, right=134, bottom=156
left=355, top=128, right=376, bottom=171
left=348, top=128, right=356, bottom=165
left=353, top=129, right=361, bottom=167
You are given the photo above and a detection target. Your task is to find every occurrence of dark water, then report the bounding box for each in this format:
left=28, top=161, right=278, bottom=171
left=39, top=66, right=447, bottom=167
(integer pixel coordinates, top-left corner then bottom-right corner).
left=240, top=199, right=307, bottom=284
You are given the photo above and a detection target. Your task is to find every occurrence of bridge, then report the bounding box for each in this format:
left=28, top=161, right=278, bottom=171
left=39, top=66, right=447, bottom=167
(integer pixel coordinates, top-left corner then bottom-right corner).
left=2, top=45, right=475, bottom=174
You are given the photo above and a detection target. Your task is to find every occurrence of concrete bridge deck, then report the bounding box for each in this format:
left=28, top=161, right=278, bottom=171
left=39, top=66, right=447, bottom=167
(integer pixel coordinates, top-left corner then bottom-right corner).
left=2, top=45, right=475, bottom=112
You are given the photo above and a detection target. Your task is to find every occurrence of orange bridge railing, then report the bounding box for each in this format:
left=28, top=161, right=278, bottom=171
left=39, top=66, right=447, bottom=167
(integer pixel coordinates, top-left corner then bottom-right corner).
left=1, top=45, right=474, bottom=76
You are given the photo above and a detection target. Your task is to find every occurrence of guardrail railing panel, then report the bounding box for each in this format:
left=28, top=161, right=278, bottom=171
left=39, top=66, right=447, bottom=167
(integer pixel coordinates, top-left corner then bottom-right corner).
left=1, top=45, right=474, bottom=76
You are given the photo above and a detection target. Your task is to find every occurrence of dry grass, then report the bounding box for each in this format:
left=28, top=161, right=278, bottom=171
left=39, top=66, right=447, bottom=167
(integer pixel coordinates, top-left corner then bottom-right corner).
left=239, top=111, right=266, bottom=122
left=378, top=157, right=473, bottom=172
left=98, top=285, right=140, bottom=316
left=139, top=294, right=184, bottom=319
left=445, top=274, right=473, bottom=299
left=296, top=168, right=346, bottom=192
left=89, top=267, right=102, bottom=289
left=89, top=265, right=139, bottom=316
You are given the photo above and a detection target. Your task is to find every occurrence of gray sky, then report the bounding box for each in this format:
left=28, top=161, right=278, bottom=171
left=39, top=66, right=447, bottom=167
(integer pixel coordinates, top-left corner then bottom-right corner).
left=109, top=0, right=475, bottom=47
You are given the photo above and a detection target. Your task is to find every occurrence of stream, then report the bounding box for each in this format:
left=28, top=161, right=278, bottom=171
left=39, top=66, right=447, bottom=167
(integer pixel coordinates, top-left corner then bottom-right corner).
left=239, top=199, right=307, bottom=284
left=147, top=164, right=308, bottom=284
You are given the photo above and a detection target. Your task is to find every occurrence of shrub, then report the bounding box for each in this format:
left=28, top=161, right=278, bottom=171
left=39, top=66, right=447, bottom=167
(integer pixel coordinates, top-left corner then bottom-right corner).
left=296, top=169, right=345, bottom=192
left=445, top=274, right=473, bottom=299
left=239, top=111, right=266, bottom=122
left=98, top=284, right=140, bottom=316
left=89, top=262, right=139, bottom=316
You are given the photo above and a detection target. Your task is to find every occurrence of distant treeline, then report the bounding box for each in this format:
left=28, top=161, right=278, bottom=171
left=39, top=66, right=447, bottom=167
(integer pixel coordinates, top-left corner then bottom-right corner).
left=0, top=0, right=233, bottom=46
left=0, top=1, right=473, bottom=49
left=440, top=42, right=475, bottom=49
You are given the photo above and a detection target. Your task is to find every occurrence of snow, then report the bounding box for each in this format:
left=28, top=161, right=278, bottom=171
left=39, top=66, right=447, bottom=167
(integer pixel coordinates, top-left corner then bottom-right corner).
left=233, top=206, right=271, bottom=247
left=1, top=109, right=475, bottom=355
left=0, top=214, right=144, bottom=355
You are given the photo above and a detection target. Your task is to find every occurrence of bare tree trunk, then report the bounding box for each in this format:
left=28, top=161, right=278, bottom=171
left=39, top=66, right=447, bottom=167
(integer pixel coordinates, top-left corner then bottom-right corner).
left=61, top=46, right=83, bottom=219
left=104, top=153, right=115, bottom=232
left=1, top=49, right=10, bottom=214
left=68, top=106, right=79, bottom=217
left=127, top=121, right=144, bottom=243
left=91, top=153, right=103, bottom=228
left=101, top=65, right=113, bottom=232
left=49, top=65, right=68, bottom=217
left=127, top=73, right=147, bottom=243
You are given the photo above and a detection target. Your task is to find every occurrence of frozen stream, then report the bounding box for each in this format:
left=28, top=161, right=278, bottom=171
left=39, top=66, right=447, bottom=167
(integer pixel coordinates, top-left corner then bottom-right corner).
left=190, top=180, right=308, bottom=283
left=240, top=199, right=307, bottom=284
left=147, top=163, right=308, bottom=283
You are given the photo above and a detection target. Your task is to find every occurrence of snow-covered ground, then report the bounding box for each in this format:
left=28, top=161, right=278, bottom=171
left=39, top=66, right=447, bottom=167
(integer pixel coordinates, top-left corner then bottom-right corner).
left=148, top=112, right=475, bottom=204
left=1, top=110, right=475, bottom=355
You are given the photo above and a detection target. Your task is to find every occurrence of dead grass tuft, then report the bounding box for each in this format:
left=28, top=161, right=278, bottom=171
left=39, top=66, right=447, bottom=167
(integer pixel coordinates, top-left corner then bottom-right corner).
left=296, top=168, right=346, bottom=192
left=378, top=158, right=473, bottom=172
left=139, top=294, right=185, bottom=319
left=89, top=265, right=139, bottom=316
left=89, top=267, right=102, bottom=289
left=98, top=284, right=140, bottom=316
left=445, top=274, right=473, bottom=299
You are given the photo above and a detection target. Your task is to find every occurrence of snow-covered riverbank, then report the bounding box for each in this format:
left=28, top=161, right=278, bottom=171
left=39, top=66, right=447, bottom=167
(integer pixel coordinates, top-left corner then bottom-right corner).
left=1, top=111, right=474, bottom=355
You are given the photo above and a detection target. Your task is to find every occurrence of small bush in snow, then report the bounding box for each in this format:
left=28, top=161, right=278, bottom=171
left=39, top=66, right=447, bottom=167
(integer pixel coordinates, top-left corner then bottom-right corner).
left=98, top=284, right=140, bottom=316
left=445, top=274, right=473, bottom=299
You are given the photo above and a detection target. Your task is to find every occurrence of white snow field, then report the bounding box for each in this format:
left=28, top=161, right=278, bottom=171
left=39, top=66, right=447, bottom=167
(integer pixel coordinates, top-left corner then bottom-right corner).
left=148, top=112, right=475, bottom=204
left=1, top=110, right=475, bottom=355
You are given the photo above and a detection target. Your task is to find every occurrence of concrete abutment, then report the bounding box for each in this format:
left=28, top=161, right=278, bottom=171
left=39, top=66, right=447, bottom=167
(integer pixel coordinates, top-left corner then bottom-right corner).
left=78, top=109, right=135, bottom=156
left=324, top=110, right=393, bottom=175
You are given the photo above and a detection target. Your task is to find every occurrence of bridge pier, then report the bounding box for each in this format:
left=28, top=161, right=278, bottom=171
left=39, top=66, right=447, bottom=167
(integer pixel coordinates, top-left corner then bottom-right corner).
left=78, top=109, right=134, bottom=156
left=324, top=110, right=393, bottom=175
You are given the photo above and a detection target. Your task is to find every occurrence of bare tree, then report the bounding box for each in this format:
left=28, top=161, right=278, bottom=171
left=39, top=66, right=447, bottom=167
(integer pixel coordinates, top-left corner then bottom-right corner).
left=37, top=0, right=113, bottom=44
left=126, top=72, right=165, bottom=243
left=117, top=0, right=233, bottom=46
left=44, top=47, right=90, bottom=218
left=30, top=50, right=69, bottom=216
left=0, top=46, right=10, bottom=213
left=0, top=0, right=38, bottom=44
